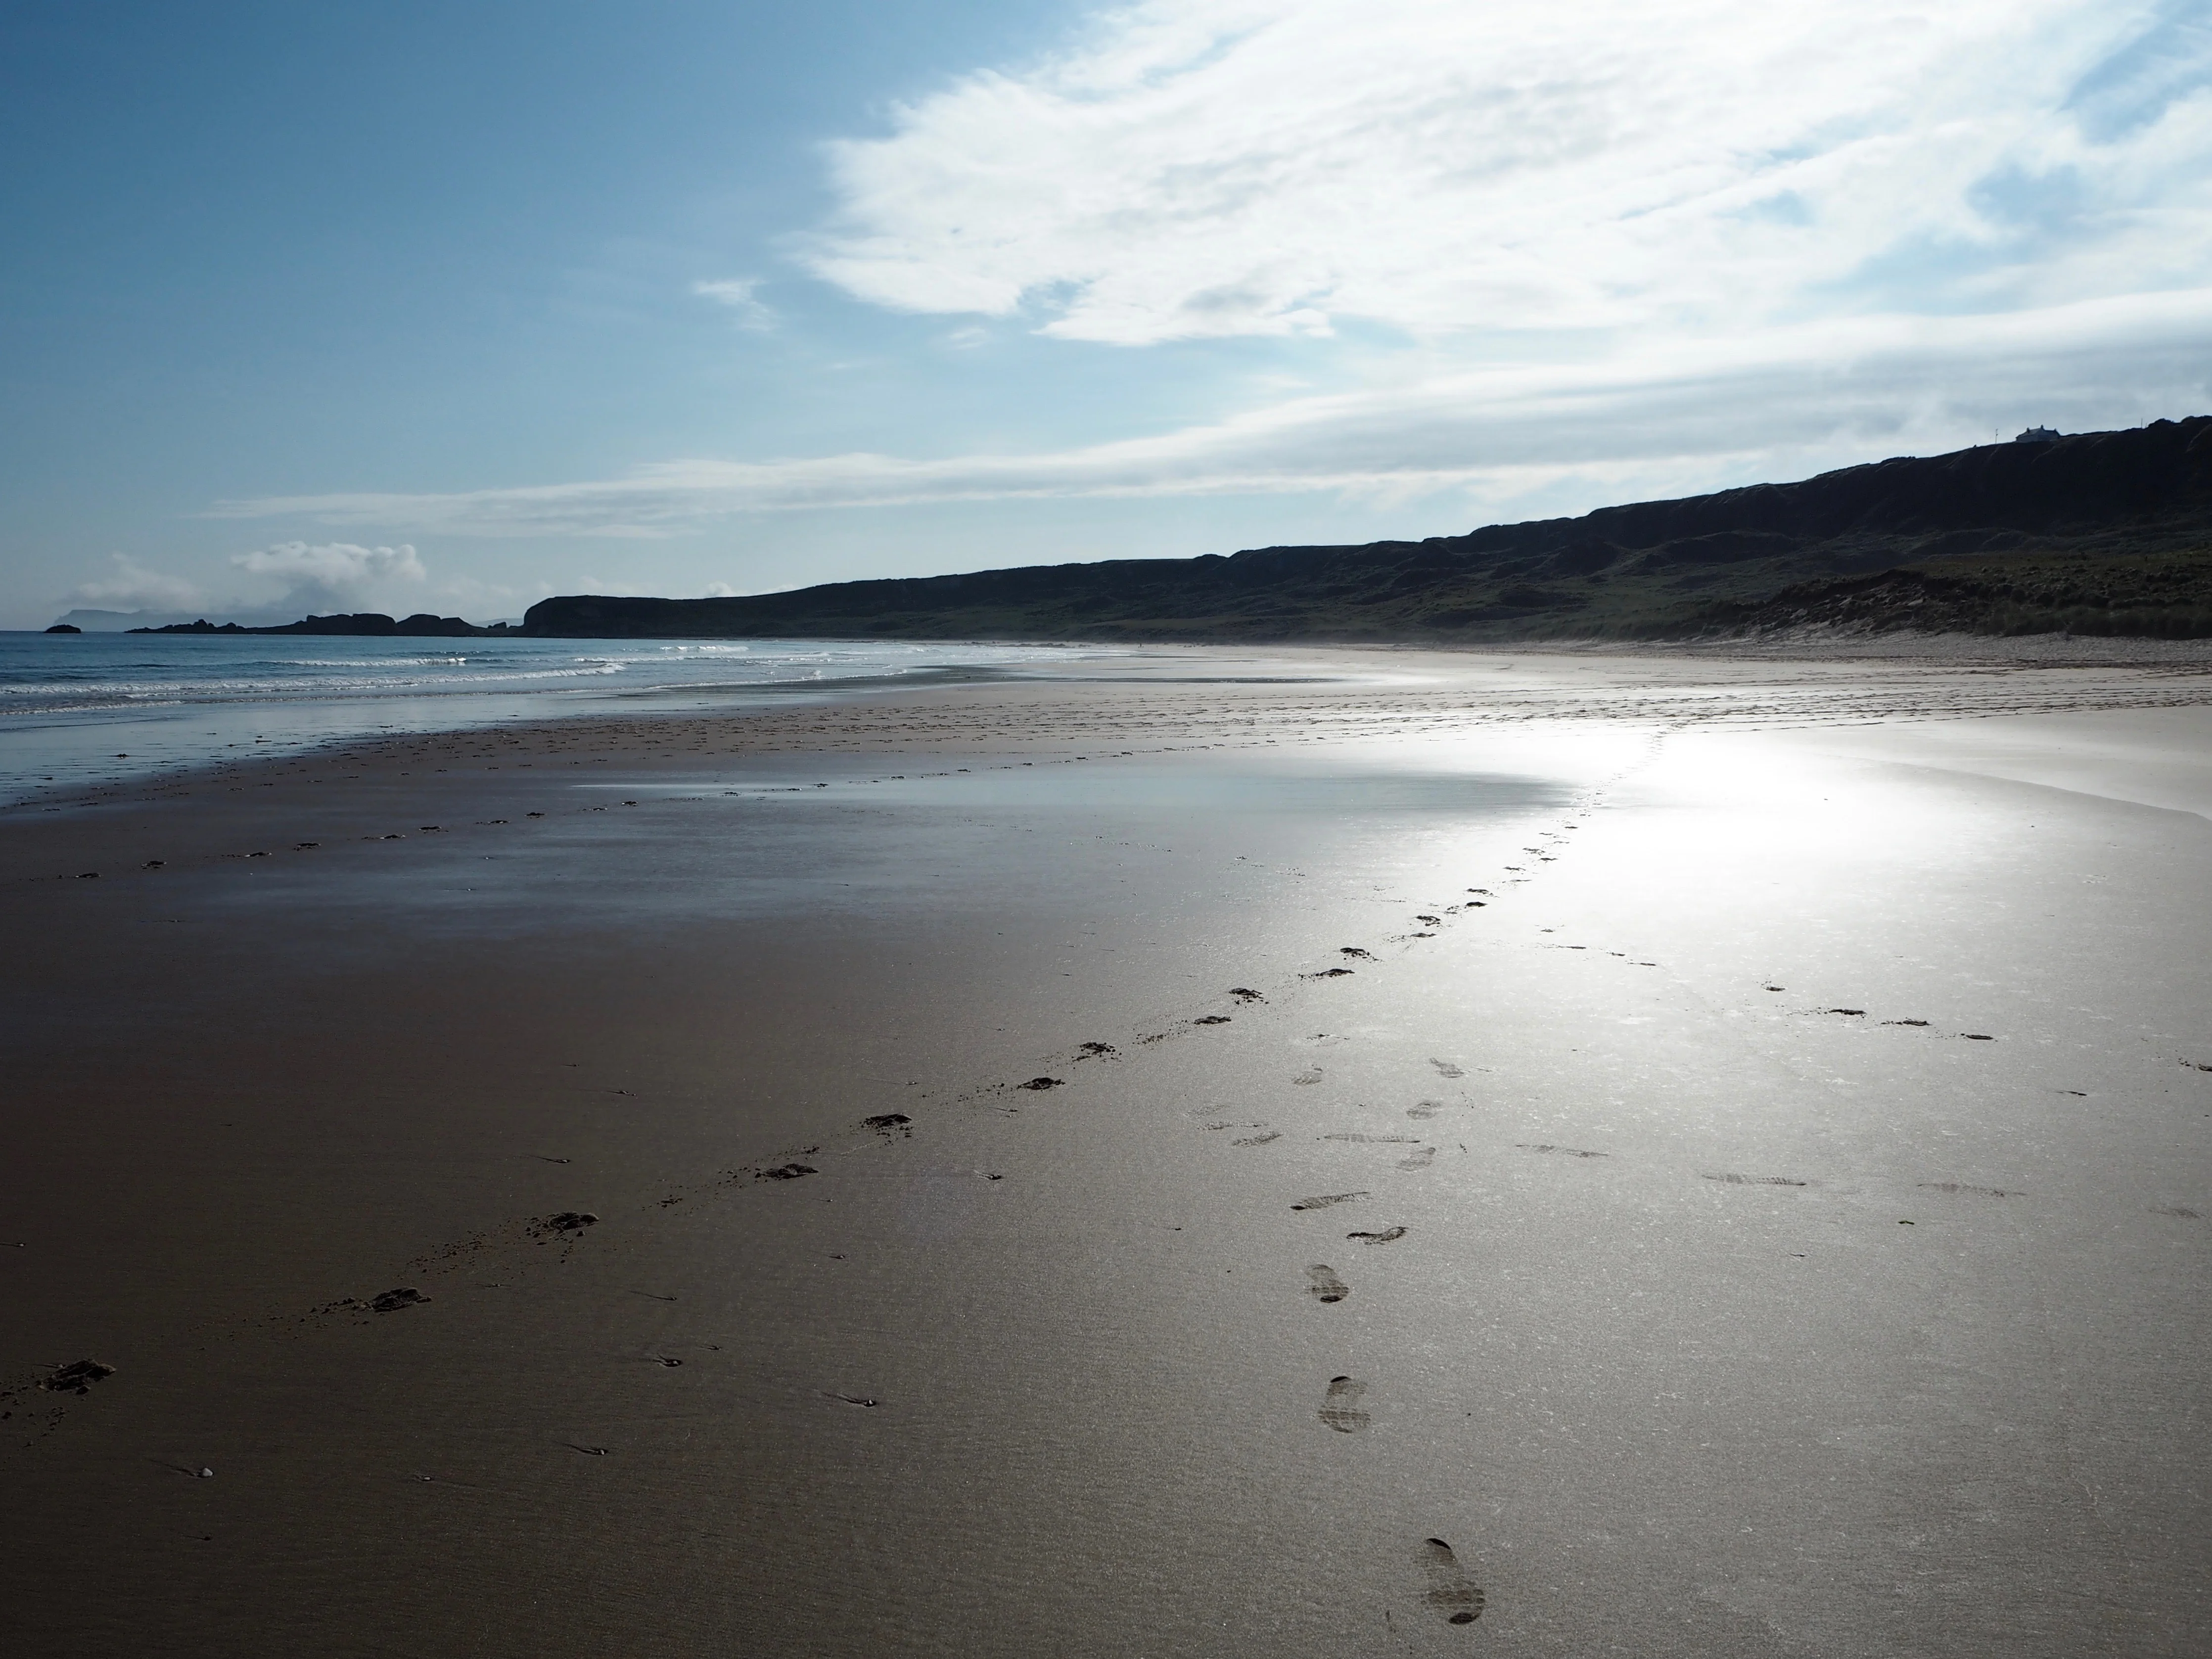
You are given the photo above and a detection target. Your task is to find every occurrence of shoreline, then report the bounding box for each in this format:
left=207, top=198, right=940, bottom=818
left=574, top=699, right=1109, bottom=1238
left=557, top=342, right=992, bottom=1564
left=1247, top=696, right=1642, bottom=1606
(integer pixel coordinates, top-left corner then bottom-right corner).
left=9, top=627, right=2211, bottom=811
left=11, top=634, right=2212, bottom=820
left=4, top=644, right=2209, bottom=1656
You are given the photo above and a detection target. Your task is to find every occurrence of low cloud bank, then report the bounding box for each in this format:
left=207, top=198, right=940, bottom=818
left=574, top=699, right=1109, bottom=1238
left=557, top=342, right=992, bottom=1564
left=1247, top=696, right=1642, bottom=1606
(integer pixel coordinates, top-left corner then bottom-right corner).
left=207, top=293, right=2212, bottom=538
left=57, top=541, right=450, bottom=629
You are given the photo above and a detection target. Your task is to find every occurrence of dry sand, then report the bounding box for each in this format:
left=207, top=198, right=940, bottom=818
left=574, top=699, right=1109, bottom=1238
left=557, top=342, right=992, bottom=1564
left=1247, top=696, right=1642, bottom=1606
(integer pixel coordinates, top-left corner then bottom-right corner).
left=3, top=643, right=2209, bottom=1657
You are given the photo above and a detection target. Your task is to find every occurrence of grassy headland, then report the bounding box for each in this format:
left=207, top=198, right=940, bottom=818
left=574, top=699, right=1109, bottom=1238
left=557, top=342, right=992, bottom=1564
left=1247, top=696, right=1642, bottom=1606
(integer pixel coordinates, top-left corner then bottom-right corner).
left=501, top=414, right=2206, bottom=643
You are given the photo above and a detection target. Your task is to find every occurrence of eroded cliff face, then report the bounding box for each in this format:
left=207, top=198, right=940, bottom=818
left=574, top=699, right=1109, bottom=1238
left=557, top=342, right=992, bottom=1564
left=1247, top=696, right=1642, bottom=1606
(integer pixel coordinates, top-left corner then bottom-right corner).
left=522, top=417, right=2212, bottom=642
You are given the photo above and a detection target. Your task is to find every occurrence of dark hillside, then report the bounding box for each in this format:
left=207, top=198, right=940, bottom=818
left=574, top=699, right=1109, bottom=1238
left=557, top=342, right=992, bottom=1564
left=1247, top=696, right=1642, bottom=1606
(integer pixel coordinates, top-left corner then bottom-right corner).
left=524, top=416, right=2212, bottom=643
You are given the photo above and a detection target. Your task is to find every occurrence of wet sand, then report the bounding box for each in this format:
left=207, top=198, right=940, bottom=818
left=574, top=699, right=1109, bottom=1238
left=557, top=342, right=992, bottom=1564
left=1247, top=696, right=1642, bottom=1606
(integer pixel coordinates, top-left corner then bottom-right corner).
left=3, top=644, right=2210, bottom=1656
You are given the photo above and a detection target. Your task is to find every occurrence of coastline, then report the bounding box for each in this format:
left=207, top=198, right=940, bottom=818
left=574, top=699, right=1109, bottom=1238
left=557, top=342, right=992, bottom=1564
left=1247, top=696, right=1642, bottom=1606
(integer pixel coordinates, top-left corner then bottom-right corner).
left=4, top=643, right=2209, bottom=1656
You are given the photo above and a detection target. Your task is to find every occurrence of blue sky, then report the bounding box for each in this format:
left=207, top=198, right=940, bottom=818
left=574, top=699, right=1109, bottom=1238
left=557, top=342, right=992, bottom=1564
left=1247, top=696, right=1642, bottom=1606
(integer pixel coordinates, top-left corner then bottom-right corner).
left=6, top=0, right=2211, bottom=627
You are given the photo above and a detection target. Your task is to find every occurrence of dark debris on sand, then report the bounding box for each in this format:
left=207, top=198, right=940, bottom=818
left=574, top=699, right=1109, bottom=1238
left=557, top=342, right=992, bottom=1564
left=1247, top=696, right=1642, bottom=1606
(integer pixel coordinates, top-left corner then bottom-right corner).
left=42, top=1360, right=116, bottom=1394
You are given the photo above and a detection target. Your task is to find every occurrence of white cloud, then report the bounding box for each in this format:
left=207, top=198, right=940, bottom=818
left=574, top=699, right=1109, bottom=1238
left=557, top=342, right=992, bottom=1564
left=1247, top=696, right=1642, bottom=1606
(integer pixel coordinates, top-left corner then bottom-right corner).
left=799, top=0, right=2209, bottom=344
left=230, top=541, right=427, bottom=613
left=693, top=277, right=776, bottom=329
left=66, top=552, right=204, bottom=611
left=194, top=2, right=2212, bottom=549
left=204, top=288, right=2212, bottom=536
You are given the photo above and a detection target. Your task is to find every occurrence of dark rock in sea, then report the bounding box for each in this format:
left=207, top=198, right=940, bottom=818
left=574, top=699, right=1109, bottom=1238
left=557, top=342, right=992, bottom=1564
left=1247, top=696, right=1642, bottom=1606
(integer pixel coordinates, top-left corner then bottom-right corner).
left=42, top=1360, right=115, bottom=1393
left=44, top=623, right=81, bottom=634
left=129, top=612, right=515, bottom=638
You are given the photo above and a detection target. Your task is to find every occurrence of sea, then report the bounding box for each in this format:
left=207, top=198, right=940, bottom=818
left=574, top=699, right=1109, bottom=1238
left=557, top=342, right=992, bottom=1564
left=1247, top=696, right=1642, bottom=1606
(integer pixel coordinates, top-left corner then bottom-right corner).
left=0, top=631, right=1125, bottom=805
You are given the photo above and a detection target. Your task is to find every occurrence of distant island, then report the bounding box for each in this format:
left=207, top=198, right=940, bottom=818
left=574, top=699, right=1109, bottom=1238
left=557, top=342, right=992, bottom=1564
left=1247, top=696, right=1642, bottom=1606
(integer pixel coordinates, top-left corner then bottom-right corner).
left=118, top=416, right=2212, bottom=644
left=132, top=612, right=521, bottom=638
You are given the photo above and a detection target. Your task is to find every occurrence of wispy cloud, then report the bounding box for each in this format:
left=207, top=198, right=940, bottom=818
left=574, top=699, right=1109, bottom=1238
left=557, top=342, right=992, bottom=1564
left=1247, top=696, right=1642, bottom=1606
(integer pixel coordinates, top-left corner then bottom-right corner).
left=206, top=290, right=2212, bottom=536
left=693, top=277, right=776, bottom=330
left=198, top=1, right=2212, bottom=546
left=800, top=0, right=2210, bottom=344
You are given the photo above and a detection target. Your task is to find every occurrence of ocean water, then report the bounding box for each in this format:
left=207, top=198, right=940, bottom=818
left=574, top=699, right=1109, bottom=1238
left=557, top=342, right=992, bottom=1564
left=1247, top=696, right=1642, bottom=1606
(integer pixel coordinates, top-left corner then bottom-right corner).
left=0, top=631, right=1123, bottom=805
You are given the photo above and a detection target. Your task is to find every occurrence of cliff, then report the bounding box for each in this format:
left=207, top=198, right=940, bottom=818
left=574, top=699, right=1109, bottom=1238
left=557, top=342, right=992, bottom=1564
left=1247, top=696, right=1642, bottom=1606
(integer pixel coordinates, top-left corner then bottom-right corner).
left=522, top=417, right=2212, bottom=643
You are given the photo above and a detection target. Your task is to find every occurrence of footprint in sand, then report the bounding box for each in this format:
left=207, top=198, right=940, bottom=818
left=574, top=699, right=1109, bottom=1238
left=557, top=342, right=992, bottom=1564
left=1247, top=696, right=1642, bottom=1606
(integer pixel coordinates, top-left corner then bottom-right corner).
left=1398, top=1146, right=1436, bottom=1170
left=1704, top=1173, right=1807, bottom=1187
left=1347, top=1225, right=1407, bottom=1244
left=1292, top=1192, right=1367, bottom=1211
left=1918, top=1181, right=2024, bottom=1198
left=1340, top=947, right=1376, bottom=961
left=1407, top=1100, right=1442, bottom=1120
left=1429, top=1059, right=1465, bottom=1078
left=1519, top=1144, right=1607, bottom=1159
left=1420, top=1537, right=1485, bottom=1624
left=1293, top=1067, right=1325, bottom=1086
left=1319, top=1376, right=1370, bottom=1432
left=1229, top=987, right=1266, bottom=1003
left=1232, top=1131, right=1282, bottom=1148
left=1305, top=1265, right=1349, bottom=1303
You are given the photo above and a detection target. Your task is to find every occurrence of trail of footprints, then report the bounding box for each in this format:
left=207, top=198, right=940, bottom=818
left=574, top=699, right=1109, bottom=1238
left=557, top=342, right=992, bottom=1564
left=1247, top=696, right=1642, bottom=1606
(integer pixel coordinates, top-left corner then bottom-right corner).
left=480, top=750, right=1623, bottom=1613
left=34, top=754, right=2093, bottom=1626
left=63, top=737, right=2079, bottom=1618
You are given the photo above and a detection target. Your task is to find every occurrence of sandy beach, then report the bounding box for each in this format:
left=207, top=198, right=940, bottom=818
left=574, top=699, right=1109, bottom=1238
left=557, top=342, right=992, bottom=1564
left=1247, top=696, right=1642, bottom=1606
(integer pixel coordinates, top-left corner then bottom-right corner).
left=4, top=641, right=2210, bottom=1657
